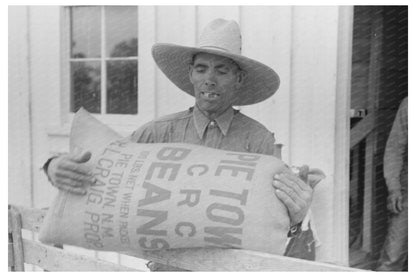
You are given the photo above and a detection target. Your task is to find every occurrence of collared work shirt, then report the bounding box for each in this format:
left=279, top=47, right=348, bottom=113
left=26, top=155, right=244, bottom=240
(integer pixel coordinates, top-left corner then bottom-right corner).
left=129, top=105, right=280, bottom=157
left=128, top=105, right=314, bottom=266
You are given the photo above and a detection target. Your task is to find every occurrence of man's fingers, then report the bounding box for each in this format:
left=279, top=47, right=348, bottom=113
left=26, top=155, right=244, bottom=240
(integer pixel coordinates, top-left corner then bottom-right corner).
left=387, top=201, right=397, bottom=214
left=308, top=168, right=326, bottom=189
left=272, top=179, right=302, bottom=202
left=286, top=172, right=310, bottom=191
left=274, top=189, right=300, bottom=213
left=69, top=151, right=92, bottom=163
left=53, top=182, right=87, bottom=195
left=273, top=172, right=313, bottom=225
left=274, top=189, right=304, bottom=225
left=58, top=160, right=92, bottom=176
left=275, top=172, right=310, bottom=192
left=387, top=202, right=393, bottom=213
left=388, top=198, right=399, bottom=214
left=55, top=176, right=83, bottom=188
left=298, top=165, right=309, bottom=183
left=55, top=170, right=96, bottom=186
left=396, top=196, right=403, bottom=213
left=388, top=193, right=402, bottom=214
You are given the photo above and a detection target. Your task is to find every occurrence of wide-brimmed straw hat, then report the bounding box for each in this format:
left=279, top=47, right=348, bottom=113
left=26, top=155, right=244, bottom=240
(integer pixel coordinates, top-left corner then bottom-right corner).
left=152, top=18, right=280, bottom=106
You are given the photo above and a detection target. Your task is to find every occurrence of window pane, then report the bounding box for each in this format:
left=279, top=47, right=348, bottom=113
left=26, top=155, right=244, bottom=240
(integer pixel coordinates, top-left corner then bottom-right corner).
left=105, top=6, right=138, bottom=57
left=106, top=60, right=138, bottom=114
left=70, top=7, right=101, bottom=58
left=71, top=61, right=101, bottom=113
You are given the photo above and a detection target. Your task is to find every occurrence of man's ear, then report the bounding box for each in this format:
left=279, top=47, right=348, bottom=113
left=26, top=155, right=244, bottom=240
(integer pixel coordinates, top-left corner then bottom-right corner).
left=235, top=70, right=247, bottom=89
left=188, top=64, right=195, bottom=85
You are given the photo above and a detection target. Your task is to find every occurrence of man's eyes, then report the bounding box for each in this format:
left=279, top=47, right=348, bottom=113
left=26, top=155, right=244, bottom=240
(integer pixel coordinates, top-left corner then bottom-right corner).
left=195, top=67, right=206, bottom=73
left=194, top=66, right=229, bottom=74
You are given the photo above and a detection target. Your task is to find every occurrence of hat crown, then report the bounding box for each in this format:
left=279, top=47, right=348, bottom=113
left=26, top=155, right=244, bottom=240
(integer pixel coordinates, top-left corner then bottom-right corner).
left=198, top=19, right=242, bottom=55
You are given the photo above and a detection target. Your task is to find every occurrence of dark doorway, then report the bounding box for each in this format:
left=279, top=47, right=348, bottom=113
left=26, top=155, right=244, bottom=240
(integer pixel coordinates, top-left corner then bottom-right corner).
left=349, top=5, right=407, bottom=270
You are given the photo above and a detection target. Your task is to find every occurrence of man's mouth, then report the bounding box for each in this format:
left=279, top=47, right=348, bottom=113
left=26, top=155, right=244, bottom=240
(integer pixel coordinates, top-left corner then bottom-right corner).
left=201, top=91, right=220, bottom=99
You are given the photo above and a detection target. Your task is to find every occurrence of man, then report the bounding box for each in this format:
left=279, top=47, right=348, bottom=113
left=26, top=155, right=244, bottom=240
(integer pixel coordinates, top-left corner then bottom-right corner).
left=377, top=97, right=408, bottom=271
left=44, top=18, right=316, bottom=270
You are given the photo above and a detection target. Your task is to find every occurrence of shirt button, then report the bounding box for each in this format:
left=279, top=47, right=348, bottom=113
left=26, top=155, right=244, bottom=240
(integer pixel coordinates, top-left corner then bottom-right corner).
left=209, top=121, right=216, bottom=127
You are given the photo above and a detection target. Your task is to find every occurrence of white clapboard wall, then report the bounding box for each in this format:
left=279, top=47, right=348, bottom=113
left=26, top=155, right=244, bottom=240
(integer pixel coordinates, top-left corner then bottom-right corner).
left=8, top=5, right=352, bottom=269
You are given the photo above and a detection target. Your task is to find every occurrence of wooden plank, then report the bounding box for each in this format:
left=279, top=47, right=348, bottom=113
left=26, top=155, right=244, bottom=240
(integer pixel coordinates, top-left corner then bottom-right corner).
left=8, top=242, right=14, bottom=268
left=350, top=112, right=375, bottom=149
left=12, top=205, right=361, bottom=271
left=119, top=253, right=149, bottom=271
left=96, top=251, right=120, bottom=266
left=8, top=205, right=13, bottom=233
left=9, top=207, right=25, bottom=271
left=12, top=205, right=46, bottom=233
left=13, top=204, right=359, bottom=271
left=362, top=7, right=383, bottom=254
left=8, top=6, right=33, bottom=208
left=124, top=248, right=364, bottom=272
left=22, top=239, right=139, bottom=271
left=362, top=132, right=375, bottom=252
left=333, top=6, right=354, bottom=266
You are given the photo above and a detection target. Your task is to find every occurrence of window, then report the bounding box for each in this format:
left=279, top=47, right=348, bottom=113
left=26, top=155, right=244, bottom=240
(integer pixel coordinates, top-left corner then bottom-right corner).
left=69, top=6, right=138, bottom=115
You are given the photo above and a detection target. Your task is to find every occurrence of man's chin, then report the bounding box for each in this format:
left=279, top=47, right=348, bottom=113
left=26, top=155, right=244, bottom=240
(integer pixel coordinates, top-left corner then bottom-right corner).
left=197, top=102, right=218, bottom=113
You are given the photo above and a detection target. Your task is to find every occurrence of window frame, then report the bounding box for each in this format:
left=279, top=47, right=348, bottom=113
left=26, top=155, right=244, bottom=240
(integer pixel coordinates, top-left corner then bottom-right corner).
left=61, top=6, right=141, bottom=129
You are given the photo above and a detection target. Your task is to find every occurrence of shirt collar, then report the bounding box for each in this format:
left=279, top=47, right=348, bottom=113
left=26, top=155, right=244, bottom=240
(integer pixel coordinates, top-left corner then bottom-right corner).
left=193, top=105, right=235, bottom=139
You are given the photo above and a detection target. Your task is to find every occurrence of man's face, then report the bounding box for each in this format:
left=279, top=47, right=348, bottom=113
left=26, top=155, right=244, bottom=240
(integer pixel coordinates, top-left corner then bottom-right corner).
left=189, top=53, right=245, bottom=117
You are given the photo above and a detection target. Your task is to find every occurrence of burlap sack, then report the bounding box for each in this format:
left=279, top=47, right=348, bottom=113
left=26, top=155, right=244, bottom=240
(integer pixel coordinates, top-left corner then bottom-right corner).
left=39, top=108, right=292, bottom=255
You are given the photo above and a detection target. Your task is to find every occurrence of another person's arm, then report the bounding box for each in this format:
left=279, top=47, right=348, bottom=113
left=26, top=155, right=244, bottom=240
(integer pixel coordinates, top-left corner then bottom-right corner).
left=384, top=98, right=408, bottom=214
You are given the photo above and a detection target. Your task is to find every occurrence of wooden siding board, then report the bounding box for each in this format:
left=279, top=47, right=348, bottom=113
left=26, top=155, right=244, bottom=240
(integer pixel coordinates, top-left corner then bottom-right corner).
left=155, top=6, right=196, bottom=117
left=290, top=6, right=350, bottom=264
left=239, top=6, right=293, bottom=160
left=8, top=6, right=33, bottom=207
left=334, top=6, right=354, bottom=265
left=138, top=6, right=157, bottom=124
left=28, top=6, right=63, bottom=208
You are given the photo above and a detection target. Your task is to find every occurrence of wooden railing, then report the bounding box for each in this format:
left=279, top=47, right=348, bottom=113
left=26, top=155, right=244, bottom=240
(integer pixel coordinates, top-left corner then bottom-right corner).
left=8, top=205, right=362, bottom=271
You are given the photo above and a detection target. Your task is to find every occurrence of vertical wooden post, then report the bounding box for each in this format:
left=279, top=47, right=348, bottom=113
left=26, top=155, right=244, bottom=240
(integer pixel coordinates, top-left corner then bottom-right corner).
left=362, top=7, right=383, bottom=254
left=362, top=133, right=375, bottom=252
left=8, top=206, right=25, bottom=271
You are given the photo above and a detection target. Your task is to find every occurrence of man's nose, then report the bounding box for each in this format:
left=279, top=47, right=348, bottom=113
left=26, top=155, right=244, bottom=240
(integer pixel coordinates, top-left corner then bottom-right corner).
left=204, top=71, right=216, bottom=87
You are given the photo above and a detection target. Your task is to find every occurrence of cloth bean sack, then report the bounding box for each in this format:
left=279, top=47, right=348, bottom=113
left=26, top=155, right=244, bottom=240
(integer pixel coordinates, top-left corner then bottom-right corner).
left=39, top=108, right=292, bottom=255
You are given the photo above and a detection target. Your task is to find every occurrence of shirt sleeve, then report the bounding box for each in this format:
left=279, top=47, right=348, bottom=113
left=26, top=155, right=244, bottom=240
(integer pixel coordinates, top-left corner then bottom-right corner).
left=383, top=98, right=408, bottom=192
left=254, top=131, right=277, bottom=157
left=128, top=121, right=156, bottom=143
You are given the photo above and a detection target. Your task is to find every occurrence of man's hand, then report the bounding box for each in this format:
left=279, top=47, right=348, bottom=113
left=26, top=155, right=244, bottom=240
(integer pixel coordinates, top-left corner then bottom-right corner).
left=47, top=150, right=95, bottom=195
left=272, top=165, right=314, bottom=225
left=387, top=189, right=403, bottom=214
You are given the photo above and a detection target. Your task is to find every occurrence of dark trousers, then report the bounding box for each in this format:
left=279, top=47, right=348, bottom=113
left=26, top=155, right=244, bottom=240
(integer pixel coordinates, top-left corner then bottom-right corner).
left=377, top=191, right=408, bottom=271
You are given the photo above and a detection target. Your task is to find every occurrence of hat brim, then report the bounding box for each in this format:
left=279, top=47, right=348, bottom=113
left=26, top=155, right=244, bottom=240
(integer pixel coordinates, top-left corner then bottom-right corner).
left=152, top=43, right=280, bottom=106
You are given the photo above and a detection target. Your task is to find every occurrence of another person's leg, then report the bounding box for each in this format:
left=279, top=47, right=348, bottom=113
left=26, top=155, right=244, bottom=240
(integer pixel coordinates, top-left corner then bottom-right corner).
left=377, top=192, right=408, bottom=271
